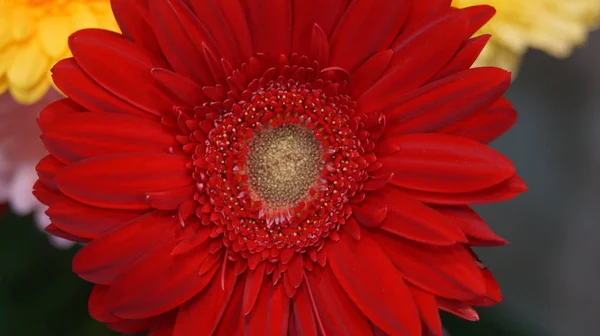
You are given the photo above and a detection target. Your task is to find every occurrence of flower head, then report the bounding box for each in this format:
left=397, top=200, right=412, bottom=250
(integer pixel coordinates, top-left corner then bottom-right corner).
left=0, top=0, right=118, bottom=104
left=453, top=0, right=600, bottom=72
left=35, top=1, right=525, bottom=335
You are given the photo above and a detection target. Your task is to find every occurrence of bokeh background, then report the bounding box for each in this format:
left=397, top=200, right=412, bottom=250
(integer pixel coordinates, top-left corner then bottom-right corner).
left=0, top=30, right=599, bottom=336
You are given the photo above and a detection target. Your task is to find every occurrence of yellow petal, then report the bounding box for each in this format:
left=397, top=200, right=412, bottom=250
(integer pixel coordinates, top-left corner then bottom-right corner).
left=6, top=40, right=49, bottom=90
left=11, top=7, right=36, bottom=42
left=9, top=78, right=51, bottom=105
left=0, top=7, right=12, bottom=49
left=0, top=46, right=18, bottom=77
left=68, top=3, right=99, bottom=31
left=38, top=15, right=71, bottom=59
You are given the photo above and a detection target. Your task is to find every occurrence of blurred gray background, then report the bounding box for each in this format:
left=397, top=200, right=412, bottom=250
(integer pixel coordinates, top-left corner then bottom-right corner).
left=479, top=30, right=600, bottom=336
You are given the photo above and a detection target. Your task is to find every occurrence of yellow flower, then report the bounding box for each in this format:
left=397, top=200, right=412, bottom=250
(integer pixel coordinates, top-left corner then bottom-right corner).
left=0, top=0, right=119, bottom=104
left=453, top=0, right=600, bottom=72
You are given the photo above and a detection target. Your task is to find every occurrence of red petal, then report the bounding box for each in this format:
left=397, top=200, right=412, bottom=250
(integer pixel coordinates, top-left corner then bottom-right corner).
left=383, top=133, right=515, bottom=193
left=36, top=155, right=63, bottom=190
left=351, top=192, right=388, bottom=228
left=359, top=10, right=469, bottom=113
left=107, top=240, right=218, bottom=319
left=47, top=193, right=146, bottom=239
left=291, top=0, right=348, bottom=55
left=433, top=205, right=507, bottom=246
left=349, top=49, right=393, bottom=97
left=187, top=0, right=254, bottom=65
left=37, top=98, right=85, bottom=133
left=214, top=281, right=245, bottom=336
left=243, top=262, right=266, bottom=315
left=462, top=5, right=495, bottom=36
left=401, top=0, right=451, bottom=33
left=243, top=0, right=292, bottom=56
left=174, top=263, right=238, bottom=335
left=328, top=233, right=421, bottom=335
left=309, top=24, right=329, bottom=66
left=343, top=216, right=361, bottom=241
left=306, top=266, right=372, bottom=335
left=52, top=58, right=154, bottom=118
left=45, top=224, right=89, bottom=243
left=434, top=35, right=491, bottom=79
left=243, top=281, right=290, bottom=336
left=151, top=68, right=206, bottom=106
left=440, top=98, right=517, bottom=144
left=290, top=283, right=319, bottom=336
left=55, top=153, right=192, bottom=210
left=379, top=187, right=467, bottom=245
left=69, top=29, right=176, bottom=114
left=89, top=285, right=119, bottom=323
left=397, top=175, right=527, bottom=205
left=385, top=67, right=510, bottom=135
left=42, top=112, right=177, bottom=164
left=329, top=0, right=409, bottom=72
left=437, top=298, right=479, bottom=321
left=466, top=267, right=502, bottom=307
left=372, top=230, right=486, bottom=300
left=147, top=312, right=178, bottom=336
left=148, top=0, right=218, bottom=85
left=111, top=0, right=162, bottom=55
left=73, top=211, right=177, bottom=284
left=408, top=284, right=443, bottom=336
left=106, top=319, right=154, bottom=333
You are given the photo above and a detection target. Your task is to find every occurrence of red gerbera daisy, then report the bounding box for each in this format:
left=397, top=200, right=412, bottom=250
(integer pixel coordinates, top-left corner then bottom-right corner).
left=34, top=0, right=526, bottom=335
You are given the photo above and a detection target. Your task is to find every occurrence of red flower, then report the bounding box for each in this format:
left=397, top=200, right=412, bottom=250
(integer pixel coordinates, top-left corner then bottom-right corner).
left=35, top=0, right=526, bottom=335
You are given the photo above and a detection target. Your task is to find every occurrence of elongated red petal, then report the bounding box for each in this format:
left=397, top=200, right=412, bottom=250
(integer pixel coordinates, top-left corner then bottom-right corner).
left=379, top=187, right=467, bottom=245
left=187, top=0, right=253, bottom=65
left=397, top=175, right=527, bottom=205
left=409, top=284, right=443, bottom=336
left=149, top=0, right=218, bottom=85
left=73, top=211, right=177, bottom=284
left=69, top=29, right=176, bottom=114
left=243, top=0, right=292, bottom=56
left=328, top=233, right=421, bottom=335
left=440, top=98, right=517, bottom=144
left=290, top=283, right=319, bottom=336
left=435, top=35, right=491, bottom=79
left=329, top=0, right=409, bottom=72
left=106, top=239, right=219, bottom=319
left=55, top=153, right=192, bottom=209
left=174, top=264, right=238, bottom=336
left=243, top=262, right=266, bottom=315
left=291, top=0, right=348, bottom=55
left=385, top=67, right=510, bottom=135
left=306, top=265, right=372, bottom=335
left=52, top=59, right=154, bottom=118
left=359, top=10, right=469, bottom=113
left=47, top=193, right=146, bottom=239
left=437, top=298, right=479, bottom=321
left=111, top=0, right=162, bottom=55
left=372, top=230, right=486, bottom=300
left=214, top=279, right=245, bottom=336
left=433, top=205, right=507, bottom=246
left=351, top=192, right=388, bottom=228
left=243, top=281, right=290, bottom=336
left=349, top=49, right=393, bottom=97
left=42, top=112, right=177, bottom=163
left=383, top=133, right=515, bottom=193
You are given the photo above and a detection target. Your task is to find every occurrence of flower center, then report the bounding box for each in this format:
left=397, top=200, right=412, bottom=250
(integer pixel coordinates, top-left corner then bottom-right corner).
left=245, top=124, right=323, bottom=212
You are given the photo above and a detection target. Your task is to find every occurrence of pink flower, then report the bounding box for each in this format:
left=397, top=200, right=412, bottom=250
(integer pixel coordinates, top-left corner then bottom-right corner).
left=0, top=91, right=72, bottom=248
